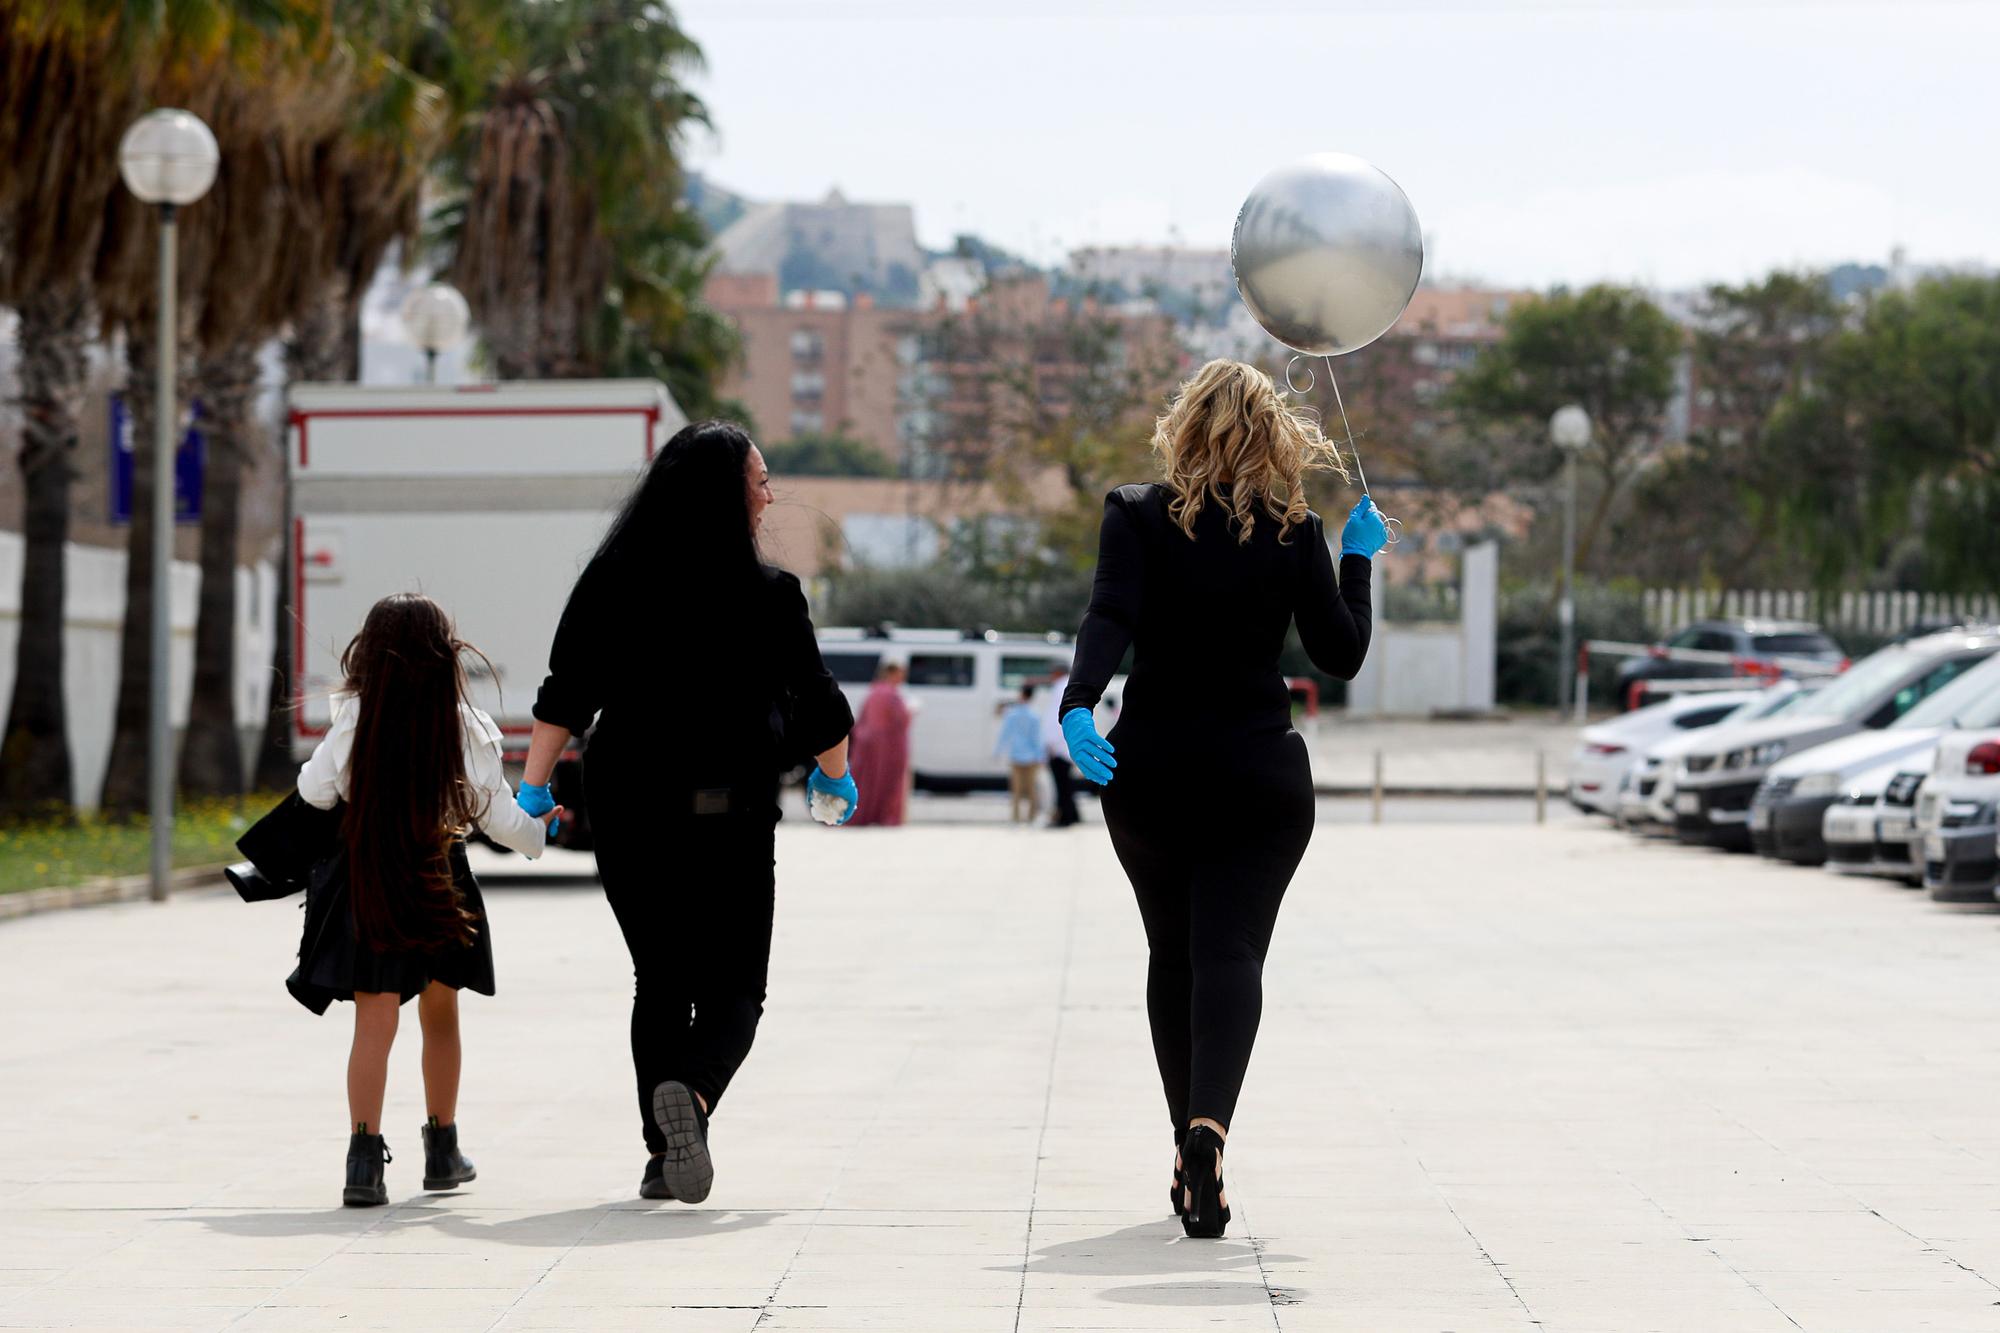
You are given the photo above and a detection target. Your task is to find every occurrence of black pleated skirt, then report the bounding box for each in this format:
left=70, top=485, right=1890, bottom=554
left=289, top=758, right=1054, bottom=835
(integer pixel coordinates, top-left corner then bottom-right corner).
left=285, top=840, right=495, bottom=1015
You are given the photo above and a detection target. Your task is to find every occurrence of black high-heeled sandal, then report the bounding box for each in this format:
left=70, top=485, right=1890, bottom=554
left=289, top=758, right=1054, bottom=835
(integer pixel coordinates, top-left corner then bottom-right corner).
left=1178, top=1125, right=1229, bottom=1238
left=1171, top=1147, right=1234, bottom=1223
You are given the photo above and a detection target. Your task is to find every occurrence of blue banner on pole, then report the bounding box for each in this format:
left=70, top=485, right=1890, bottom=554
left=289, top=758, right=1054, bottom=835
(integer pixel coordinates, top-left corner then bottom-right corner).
left=108, top=393, right=202, bottom=525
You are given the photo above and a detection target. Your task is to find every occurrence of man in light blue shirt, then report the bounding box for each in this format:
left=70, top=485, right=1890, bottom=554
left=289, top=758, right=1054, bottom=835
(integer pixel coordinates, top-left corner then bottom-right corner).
left=995, top=685, right=1044, bottom=824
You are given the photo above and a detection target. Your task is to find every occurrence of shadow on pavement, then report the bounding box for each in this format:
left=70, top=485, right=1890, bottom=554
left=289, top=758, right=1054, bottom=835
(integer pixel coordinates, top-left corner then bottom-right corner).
left=1015, top=1220, right=1303, bottom=1276
left=179, top=1201, right=783, bottom=1247
left=1099, top=1279, right=1305, bottom=1306
left=996, top=1219, right=1305, bottom=1307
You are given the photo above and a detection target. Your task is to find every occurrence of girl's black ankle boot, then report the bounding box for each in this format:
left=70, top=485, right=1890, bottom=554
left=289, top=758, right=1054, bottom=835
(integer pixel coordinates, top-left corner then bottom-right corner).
left=421, top=1121, right=477, bottom=1191
left=343, top=1132, right=391, bottom=1207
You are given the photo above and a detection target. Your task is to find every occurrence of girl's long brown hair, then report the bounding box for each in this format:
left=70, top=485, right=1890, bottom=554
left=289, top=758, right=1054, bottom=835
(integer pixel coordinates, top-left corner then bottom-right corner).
left=337, top=593, right=486, bottom=953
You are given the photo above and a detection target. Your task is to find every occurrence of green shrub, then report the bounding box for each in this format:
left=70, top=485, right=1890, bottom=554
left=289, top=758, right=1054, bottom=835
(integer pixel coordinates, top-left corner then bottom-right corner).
left=1496, top=582, right=1651, bottom=708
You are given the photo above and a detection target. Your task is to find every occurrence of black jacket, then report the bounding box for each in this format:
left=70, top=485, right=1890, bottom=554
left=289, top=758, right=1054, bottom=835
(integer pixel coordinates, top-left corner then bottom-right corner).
left=232, top=793, right=342, bottom=900
left=1062, top=483, right=1373, bottom=746
left=535, top=562, right=853, bottom=789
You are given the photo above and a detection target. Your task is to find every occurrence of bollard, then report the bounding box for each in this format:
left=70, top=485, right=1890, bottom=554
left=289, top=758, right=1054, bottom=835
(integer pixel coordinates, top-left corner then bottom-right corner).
left=1372, top=750, right=1384, bottom=825
left=1535, top=751, right=1547, bottom=824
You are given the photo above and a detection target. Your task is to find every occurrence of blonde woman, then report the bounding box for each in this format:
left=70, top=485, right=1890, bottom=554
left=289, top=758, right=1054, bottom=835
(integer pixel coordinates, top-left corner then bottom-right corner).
left=1058, top=358, right=1385, bottom=1237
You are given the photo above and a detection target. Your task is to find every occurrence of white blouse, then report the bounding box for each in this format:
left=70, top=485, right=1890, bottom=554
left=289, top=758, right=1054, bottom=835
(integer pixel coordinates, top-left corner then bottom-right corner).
left=297, top=695, right=549, bottom=860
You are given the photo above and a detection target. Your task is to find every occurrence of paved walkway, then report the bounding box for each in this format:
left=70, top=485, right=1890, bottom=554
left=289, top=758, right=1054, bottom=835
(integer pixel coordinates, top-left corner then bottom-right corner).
left=7, top=817, right=2000, bottom=1331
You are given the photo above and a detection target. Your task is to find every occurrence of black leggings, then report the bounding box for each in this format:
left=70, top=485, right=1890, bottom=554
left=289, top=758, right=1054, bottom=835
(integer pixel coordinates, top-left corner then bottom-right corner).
left=1100, top=731, right=1314, bottom=1135
left=594, top=805, right=776, bottom=1154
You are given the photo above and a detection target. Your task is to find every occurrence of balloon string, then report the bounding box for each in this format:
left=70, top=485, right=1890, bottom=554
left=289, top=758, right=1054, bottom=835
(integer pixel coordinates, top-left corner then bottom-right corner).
left=1322, top=356, right=1367, bottom=495
left=1318, top=355, right=1399, bottom=548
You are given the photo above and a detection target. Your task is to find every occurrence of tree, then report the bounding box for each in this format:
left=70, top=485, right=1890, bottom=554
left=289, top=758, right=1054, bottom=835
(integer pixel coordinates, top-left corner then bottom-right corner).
left=918, top=277, right=1185, bottom=570
left=1784, top=275, right=2000, bottom=590
left=762, top=432, right=897, bottom=478
left=251, top=2, right=470, bottom=793
left=90, top=1, right=323, bottom=814
left=437, top=0, right=720, bottom=382
left=0, top=6, right=152, bottom=817
left=178, top=52, right=343, bottom=798
left=1605, top=273, right=1845, bottom=588
left=1451, top=286, right=1681, bottom=580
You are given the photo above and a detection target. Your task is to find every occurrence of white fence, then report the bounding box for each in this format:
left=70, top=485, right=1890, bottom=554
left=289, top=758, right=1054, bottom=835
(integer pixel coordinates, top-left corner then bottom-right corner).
left=1643, top=588, right=2000, bottom=639
left=0, top=532, right=276, bottom=810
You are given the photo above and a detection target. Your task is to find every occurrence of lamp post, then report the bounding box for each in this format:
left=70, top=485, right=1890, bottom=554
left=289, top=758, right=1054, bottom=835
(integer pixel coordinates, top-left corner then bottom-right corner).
left=1550, top=404, right=1592, bottom=721
left=400, top=282, right=470, bottom=384
left=118, top=109, right=218, bottom=904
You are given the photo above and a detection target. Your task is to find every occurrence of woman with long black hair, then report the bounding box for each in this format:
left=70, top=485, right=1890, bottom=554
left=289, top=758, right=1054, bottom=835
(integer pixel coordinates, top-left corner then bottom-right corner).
left=516, top=421, right=857, bottom=1204
left=1058, top=359, right=1386, bottom=1237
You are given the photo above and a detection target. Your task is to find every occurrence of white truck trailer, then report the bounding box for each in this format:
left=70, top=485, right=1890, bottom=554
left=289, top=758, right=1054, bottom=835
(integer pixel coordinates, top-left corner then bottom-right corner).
left=287, top=380, right=684, bottom=841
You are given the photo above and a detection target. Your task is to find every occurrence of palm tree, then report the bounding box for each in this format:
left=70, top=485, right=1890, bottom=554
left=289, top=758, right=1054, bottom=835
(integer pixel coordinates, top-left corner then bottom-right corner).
left=439, top=0, right=715, bottom=380
left=179, top=66, right=320, bottom=797
left=248, top=4, right=473, bottom=791
left=0, top=5, right=150, bottom=818
left=92, top=1, right=323, bottom=815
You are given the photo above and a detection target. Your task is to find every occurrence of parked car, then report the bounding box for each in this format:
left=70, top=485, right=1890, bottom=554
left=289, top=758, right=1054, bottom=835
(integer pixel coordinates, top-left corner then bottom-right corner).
left=1672, top=628, right=2000, bottom=849
left=1915, top=730, right=2000, bottom=903
left=1614, top=619, right=1844, bottom=710
left=1616, top=682, right=1817, bottom=832
left=1822, top=763, right=1928, bottom=884
left=1569, top=690, right=1760, bottom=816
left=1749, top=646, right=2000, bottom=864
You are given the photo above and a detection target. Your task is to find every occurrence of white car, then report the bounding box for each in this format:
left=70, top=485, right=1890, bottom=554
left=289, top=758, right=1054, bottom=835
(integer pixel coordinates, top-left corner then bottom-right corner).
left=1914, top=729, right=2000, bottom=902
left=1571, top=690, right=1759, bottom=816
left=1821, top=759, right=1929, bottom=883
left=1752, top=651, right=2000, bottom=863
left=1619, top=683, right=1817, bottom=831
left=1676, top=629, right=2000, bottom=849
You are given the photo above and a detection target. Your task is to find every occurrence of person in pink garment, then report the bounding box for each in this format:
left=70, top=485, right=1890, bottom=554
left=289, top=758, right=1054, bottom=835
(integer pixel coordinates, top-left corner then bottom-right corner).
left=847, top=663, right=912, bottom=826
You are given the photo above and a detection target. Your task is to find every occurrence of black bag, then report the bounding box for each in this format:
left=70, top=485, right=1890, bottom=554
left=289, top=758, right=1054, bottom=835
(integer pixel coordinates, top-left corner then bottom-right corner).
left=229, top=792, right=342, bottom=902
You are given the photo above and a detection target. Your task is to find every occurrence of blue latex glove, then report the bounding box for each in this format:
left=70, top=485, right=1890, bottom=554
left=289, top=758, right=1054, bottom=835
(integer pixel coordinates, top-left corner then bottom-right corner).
left=807, top=765, right=859, bottom=825
left=516, top=781, right=560, bottom=840
left=1062, top=708, right=1117, bottom=786
left=1340, top=495, right=1389, bottom=559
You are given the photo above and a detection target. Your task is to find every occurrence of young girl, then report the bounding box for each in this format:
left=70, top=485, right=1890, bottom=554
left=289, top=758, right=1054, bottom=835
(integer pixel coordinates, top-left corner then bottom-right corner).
left=290, top=593, right=560, bottom=1207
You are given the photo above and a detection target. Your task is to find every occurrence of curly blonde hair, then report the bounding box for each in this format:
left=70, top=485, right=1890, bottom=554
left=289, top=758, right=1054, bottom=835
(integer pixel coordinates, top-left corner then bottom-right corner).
left=1150, top=358, right=1349, bottom=544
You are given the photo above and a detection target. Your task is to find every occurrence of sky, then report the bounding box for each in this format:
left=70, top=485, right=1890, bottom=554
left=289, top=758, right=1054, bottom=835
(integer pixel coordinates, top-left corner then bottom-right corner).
left=672, top=0, right=2000, bottom=291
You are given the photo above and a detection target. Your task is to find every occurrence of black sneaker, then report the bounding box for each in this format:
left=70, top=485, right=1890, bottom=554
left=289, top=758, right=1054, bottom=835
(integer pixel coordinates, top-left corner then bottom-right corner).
left=650, top=1081, right=714, bottom=1204
left=343, top=1132, right=391, bottom=1207
left=640, top=1155, right=672, bottom=1200
left=421, top=1121, right=477, bottom=1191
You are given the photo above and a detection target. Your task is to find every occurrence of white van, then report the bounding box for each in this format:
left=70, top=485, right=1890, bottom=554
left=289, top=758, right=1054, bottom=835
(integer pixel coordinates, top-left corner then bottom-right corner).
left=814, top=627, right=1123, bottom=790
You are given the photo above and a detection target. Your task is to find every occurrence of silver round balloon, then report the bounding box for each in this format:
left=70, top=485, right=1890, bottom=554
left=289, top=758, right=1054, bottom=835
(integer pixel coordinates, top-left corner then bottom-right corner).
left=1232, top=153, right=1424, bottom=357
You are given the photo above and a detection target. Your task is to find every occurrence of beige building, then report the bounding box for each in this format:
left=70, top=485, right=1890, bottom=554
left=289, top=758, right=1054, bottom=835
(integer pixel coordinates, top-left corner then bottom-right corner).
left=704, top=273, right=914, bottom=461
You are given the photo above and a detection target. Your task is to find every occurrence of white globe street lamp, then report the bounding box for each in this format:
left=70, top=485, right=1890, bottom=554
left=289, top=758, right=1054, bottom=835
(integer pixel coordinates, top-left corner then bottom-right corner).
left=400, top=282, right=471, bottom=383
left=1550, top=404, right=1592, bottom=722
left=118, top=109, right=220, bottom=206
left=119, top=108, right=218, bottom=903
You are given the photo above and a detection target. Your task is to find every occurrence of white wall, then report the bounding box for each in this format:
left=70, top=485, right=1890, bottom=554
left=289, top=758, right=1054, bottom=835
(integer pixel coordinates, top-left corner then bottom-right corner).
left=0, top=532, right=275, bottom=809
left=1346, top=540, right=1499, bottom=717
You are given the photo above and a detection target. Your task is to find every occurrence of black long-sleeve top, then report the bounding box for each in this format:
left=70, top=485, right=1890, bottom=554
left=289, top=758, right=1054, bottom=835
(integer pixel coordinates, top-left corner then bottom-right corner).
left=534, top=562, right=853, bottom=790
left=1061, top=484, right=1372, bottom=744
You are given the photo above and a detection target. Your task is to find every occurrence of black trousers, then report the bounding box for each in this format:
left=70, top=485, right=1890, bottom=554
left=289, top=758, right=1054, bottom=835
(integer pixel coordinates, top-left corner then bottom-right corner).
left=1099, top=727, right=1314, bottom=1134
left=1048, top=756, right=1081, bottom=826
left=593, top=803, right=777, bottom=1154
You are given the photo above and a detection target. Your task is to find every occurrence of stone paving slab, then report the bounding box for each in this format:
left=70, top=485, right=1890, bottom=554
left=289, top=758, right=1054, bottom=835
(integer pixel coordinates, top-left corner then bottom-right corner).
left=7, top=818, right=2000, bottom=1330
